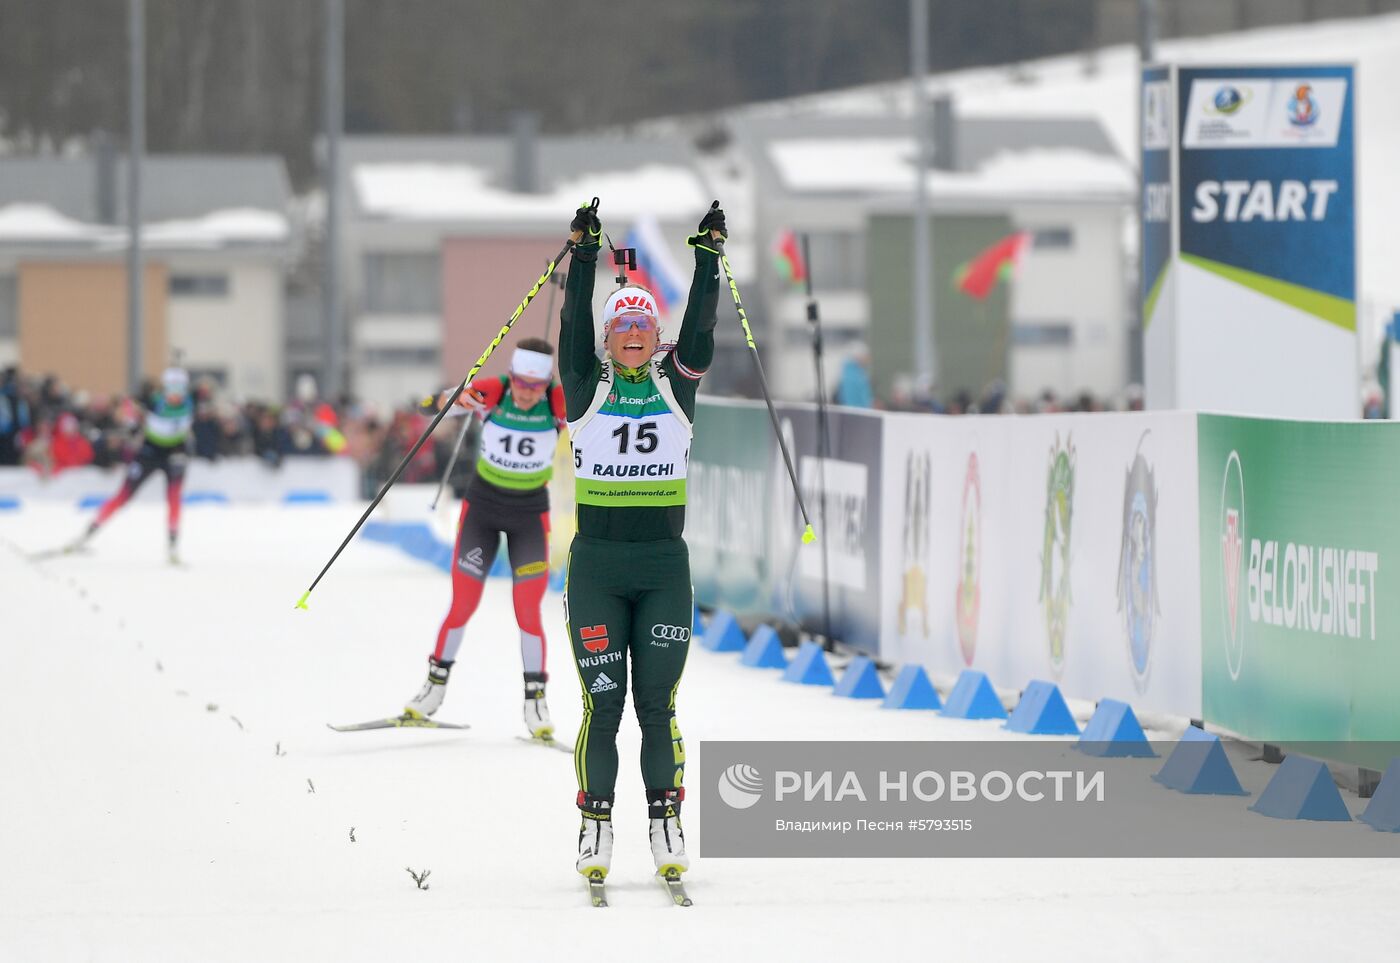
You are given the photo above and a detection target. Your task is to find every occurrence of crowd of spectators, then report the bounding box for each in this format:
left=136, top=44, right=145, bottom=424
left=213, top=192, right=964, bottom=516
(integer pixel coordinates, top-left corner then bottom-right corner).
left=15, top=355, right=1372, bottom=492
left=0, top=366, right=443, bottom=491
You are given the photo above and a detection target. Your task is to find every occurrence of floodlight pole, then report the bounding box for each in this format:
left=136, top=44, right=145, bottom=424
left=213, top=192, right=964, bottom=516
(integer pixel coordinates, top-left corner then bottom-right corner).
left=910, top=0, right=936, bottom=391
left=323, top=0, right=345, bottom=399
left=127, top=0, right=145, bottom=394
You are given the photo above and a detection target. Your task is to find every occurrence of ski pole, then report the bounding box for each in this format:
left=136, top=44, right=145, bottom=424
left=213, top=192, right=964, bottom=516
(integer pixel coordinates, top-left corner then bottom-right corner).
left=429, top=415, right=471, bottom=510
left=295, top=199, right=598, bottom=610
left=542, top=264, right=565, bottom=340
left=709, top=202, right=816, bottom=546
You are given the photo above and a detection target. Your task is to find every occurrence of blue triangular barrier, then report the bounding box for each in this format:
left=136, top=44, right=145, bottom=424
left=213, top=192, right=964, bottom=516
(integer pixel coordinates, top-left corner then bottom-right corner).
left=741, top=624, right=788, bottom=669
left=882, top=665, right=942, bottom=711
left=833, top=656, right=886, bottom=699
left=692, top=606, right=705, bottom=641
left=548, top=566, right=567, bottom=592
left=940, top=670, right=1007, bottom=720
left=1005, top=680, right=1080, bottom=735
left=782, top=641, right=835, bottom=686
left=431, top=543, right=455, bottom=573
left=399, top=524, right=437, bottom=564
left=1360, top=759, right=1400, bottom=832
left=78, top=494, right=106, bottom=509
left=0, top=495, right=20, bottom=511
left=1250, top=756, right=1351, bottom=822
left=182, top=491, right=230, bottom=505
left=701, top=610, right=747, bottom=653
left=282, top=489, right=332, bottom=504
left=1076, top=699, right=1155, bottom=757
left=362, top=521, right=394, bottom=543
left=488, top=552, right=510, bottom=578
left=1152, top=727, right=1248, bottom=795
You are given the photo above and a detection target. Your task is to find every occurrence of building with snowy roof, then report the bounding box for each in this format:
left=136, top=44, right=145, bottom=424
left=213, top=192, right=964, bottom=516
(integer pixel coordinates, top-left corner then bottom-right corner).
left=338, top=115, right=1133, bottom=407
left=0, top=152, right=295, bottom=400
left=703, top=110, right=1134, bottom=404
left=339, top=131, right=720, bottom=406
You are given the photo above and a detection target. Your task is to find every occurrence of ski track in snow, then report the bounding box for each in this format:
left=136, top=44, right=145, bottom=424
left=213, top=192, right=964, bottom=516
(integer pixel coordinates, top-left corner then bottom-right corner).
left=2, top=504, right=1398, bottom=962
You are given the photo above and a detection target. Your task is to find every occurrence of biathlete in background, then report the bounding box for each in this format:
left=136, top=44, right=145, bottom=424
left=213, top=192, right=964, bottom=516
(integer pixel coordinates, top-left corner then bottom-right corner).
left=559, top=201, right=725, bottom=882
left=404, top=337, right=568, bottom=741
left=74, top=367, right=193, bottom=564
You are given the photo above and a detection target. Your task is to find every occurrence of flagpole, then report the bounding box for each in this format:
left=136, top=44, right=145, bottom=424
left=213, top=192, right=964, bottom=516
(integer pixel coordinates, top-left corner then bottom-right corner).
left=802, top=233, right=834, bottom=653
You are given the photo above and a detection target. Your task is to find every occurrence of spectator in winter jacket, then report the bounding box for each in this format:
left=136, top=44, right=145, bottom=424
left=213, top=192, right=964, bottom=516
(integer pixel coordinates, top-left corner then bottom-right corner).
left=0, top=367, right=30, bottom=466
left=834, top=348, right=874, bottom=408
left=50, top=412, right=95, bottom=474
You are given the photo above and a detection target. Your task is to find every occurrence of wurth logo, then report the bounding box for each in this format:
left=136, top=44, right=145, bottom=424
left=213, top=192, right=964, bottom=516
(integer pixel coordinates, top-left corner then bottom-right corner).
left=612, top=295, right=655, bottom=315
left=578, top=651, right=622, bottom=669
left=581, top=625, right=610, bottom=653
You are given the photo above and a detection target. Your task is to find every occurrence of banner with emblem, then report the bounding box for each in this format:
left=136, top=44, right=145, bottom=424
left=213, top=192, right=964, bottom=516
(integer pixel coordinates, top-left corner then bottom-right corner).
left=879, top=411, right=1201, bottom=718
left=1197, top=415, right=1400, bottom=764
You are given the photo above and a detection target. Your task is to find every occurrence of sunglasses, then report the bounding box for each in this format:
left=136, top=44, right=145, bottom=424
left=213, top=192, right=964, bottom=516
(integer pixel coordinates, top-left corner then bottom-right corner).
left=509, top=374, right=550, bottom=392
left=609, top=314, right=658, bottom=334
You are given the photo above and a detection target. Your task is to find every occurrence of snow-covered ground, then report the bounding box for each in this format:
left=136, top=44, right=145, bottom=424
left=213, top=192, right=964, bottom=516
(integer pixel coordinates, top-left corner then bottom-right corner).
left=3, top=503, right=1398, bottom=962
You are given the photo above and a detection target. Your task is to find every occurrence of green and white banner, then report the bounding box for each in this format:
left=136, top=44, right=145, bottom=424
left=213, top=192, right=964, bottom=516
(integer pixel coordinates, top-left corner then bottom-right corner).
left=1197, top=415, right=1399, bottom=762
left=681, top=400, right=1400, bottom=760
left=688, top=399, right=883, bottom=654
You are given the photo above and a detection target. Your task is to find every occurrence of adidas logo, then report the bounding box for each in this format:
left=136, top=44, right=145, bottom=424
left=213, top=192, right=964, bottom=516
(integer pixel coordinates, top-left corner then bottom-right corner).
left=589, top=672, right=619, bottom=694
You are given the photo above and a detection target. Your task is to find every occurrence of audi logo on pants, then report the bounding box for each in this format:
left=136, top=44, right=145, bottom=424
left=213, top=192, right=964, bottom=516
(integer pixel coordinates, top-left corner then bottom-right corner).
left=651, top=624, right=691, bottom=642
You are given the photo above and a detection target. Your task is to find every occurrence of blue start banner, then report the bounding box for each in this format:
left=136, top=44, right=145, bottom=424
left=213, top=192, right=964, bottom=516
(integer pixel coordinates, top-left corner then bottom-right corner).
left=1141, top=65, right=1173, bottom=327
left=1177, top=65, right=1355, bottom=328
left=1143, top=63, right=1357, bottom=419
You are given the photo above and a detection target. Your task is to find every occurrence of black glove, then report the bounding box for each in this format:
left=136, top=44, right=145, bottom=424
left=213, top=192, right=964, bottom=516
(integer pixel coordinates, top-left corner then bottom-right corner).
left=688, top=202, right=727, bottom=253
left=570, top=200, right=601, bottom=239
left=697, top=203, right=727, bottom=240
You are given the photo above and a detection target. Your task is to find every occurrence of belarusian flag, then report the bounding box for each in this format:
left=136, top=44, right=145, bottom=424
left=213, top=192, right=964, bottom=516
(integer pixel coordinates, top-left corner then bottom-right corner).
left=773, top=229, right=807, bottom=285
left=954, top=231, right=1031, bottom=300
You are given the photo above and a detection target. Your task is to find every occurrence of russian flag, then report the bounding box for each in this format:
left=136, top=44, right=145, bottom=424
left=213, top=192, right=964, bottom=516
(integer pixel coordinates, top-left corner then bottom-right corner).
left=622, top=215, right=687, bottom=316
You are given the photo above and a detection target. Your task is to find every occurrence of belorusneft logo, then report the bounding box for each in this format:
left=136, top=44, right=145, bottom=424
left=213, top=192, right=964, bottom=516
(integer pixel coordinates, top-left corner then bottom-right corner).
left=1220, top=450, right=1380, bottom=681
left=722, top=767, right=1104, bottom=806
left=1245, top=539, right=1379, bottom=640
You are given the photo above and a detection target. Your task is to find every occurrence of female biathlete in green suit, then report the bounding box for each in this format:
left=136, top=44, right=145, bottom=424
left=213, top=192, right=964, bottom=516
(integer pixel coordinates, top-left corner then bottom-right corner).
left=558, top=201, right=725, bottom=881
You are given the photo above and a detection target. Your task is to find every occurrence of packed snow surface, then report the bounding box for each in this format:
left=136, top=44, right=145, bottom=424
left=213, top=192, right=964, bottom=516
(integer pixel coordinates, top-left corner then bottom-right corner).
left=2, top=502, right=1398, bottom=962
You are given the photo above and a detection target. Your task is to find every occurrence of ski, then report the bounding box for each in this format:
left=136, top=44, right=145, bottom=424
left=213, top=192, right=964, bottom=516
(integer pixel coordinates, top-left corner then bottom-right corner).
left=327, top=714, right=471, bottom=732
left=587, top=870, right=608, bottom=908
left=659, top=869, right=693, bottom=907
left=28, top=542, right=92, bottom=562
left=515, top=732, right=574, bottom=754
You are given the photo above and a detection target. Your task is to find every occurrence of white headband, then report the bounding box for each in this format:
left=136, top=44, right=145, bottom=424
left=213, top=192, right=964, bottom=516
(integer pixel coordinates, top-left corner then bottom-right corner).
left=602, top=286, right=661, bottom=330
left=511, top=347, right=553, bottom=382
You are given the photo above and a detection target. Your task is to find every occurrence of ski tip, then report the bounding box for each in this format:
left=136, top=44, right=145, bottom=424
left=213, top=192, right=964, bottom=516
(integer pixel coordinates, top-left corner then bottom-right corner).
left=802, top=524, right=817, bottom=545
left=295, top=591, right=311, bottom=611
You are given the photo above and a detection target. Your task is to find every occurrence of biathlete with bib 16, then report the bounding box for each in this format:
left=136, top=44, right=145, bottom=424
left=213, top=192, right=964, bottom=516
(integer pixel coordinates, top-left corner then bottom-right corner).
left=403, top=337, right=568, bottom=743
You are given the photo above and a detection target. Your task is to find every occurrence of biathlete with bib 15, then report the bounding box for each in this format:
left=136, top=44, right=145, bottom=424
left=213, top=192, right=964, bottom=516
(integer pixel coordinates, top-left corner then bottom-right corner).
left=559, top=200, right=726, bottom=895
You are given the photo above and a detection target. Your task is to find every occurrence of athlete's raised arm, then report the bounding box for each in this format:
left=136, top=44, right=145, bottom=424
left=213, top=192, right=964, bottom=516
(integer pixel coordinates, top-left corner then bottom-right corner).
left=662, top=205, right=726, bottom=416
left=559, top=203, right=603, bottom=421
